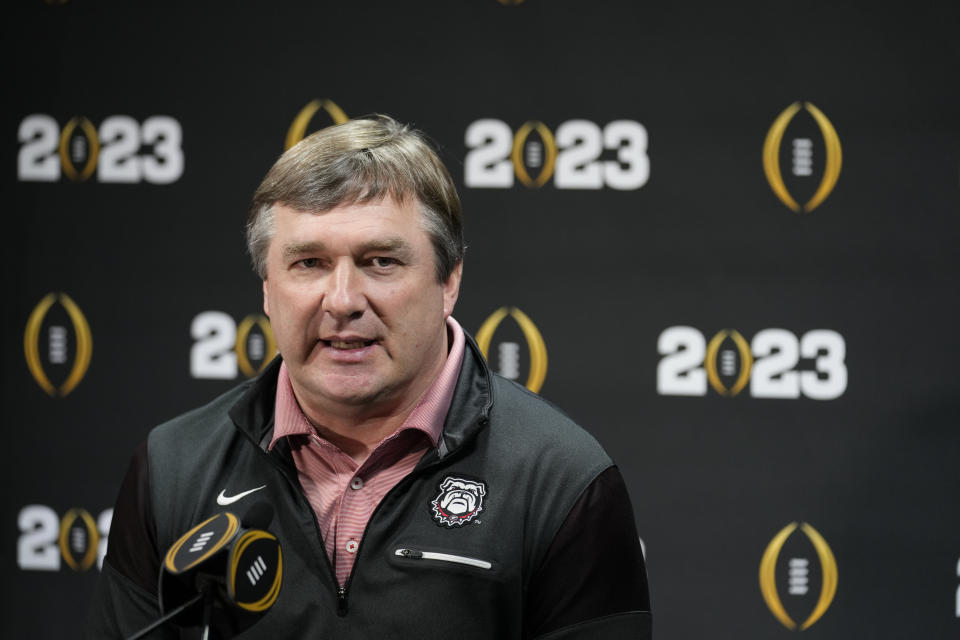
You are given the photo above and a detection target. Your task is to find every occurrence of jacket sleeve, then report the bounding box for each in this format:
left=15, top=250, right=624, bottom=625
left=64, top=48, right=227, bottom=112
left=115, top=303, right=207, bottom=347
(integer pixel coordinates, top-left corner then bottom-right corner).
left=85, top=441, right=178, bottom=639
left=524, top=465, right=652, bottom=639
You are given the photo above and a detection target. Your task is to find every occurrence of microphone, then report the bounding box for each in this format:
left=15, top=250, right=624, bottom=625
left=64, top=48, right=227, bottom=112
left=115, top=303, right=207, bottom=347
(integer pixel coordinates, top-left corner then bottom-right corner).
left=154, top=503, right=282, bottom=635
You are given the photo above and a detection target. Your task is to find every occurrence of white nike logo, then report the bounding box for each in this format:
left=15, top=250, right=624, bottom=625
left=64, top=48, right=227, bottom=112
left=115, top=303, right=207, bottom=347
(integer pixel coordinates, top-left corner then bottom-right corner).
left=216, top=485, right=266, bottom=506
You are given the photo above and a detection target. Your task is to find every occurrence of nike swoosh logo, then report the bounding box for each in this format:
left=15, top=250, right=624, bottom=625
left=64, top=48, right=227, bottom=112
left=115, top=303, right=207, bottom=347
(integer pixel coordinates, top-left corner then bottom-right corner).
left=217, top=485, right=266, bottom=506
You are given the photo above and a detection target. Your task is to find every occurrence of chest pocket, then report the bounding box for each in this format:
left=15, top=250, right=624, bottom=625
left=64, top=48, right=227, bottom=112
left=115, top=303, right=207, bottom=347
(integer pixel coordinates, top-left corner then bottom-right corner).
left=387, top=542, right=502, bottom=580
left=394, top=547, right=493, bottom=570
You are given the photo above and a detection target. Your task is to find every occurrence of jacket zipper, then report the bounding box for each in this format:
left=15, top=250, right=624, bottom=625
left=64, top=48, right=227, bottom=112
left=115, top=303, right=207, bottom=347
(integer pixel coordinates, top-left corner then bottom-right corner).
left=256, top=440, right=347, bottom=615
left=394, top=548, right=492, bottom=570
left=337, top=586, right=347, bottom=615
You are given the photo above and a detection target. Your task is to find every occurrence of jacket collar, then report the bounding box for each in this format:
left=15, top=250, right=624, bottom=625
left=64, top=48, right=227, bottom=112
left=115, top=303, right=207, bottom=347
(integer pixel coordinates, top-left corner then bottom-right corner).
left=228, top=333, right=494, bottom=458
left=435, top=332, right=493, bottom=459
left=227, top=356, right=281, bottom=450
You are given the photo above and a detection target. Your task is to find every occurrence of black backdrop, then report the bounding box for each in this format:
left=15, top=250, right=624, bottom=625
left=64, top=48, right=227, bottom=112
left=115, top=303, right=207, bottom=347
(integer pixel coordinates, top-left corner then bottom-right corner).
left=5, top=1, right=960, bottom=637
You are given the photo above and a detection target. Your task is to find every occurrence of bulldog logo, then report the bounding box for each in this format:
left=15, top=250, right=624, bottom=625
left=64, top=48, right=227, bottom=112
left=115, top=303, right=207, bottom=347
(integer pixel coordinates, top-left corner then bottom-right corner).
left=431, top=476, right=486, bottom=527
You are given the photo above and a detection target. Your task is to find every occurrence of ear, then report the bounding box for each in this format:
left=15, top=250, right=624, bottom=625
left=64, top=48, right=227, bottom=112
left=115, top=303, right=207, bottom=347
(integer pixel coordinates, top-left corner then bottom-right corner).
left=442, top=262, right=463, bottom=318
left=262, top=278, right=270, bottom=317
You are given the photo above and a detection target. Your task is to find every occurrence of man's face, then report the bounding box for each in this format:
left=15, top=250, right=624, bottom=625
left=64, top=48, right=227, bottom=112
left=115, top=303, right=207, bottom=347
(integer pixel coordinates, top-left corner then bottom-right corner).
left=262, top=197, right=461, bottom=420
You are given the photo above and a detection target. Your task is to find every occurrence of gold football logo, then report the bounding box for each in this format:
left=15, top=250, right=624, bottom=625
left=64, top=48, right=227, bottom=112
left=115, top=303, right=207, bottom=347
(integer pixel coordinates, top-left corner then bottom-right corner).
left=704, top=329, right=752, bottom=396
left=763, top=102, right=842, bottom=212
left=58, top=116, right=99, bottom=182
left=512, top=121, right=558, bottom=188
left=58, top=508, right=99, bottom=572
left=759, top=522, right=838, bottom=630
left=229, top=530, right=284, bottom=612
left=24, top=293, right=93, bottom=396
left=285, top=99, right=349, bottom=150
left=235, top=314, right=278, bottom=378
left=475, top=307, right=548, bottom=393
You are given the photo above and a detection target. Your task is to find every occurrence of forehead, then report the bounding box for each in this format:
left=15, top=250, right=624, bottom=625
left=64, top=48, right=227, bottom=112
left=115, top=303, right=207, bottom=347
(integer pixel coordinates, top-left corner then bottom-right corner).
left=270, top=197, right=428, bottom=248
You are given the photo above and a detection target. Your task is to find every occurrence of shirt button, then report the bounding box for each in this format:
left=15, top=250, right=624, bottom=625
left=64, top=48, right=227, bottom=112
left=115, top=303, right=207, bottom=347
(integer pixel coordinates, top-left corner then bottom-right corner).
left=350, top=477, right=364, bottom=490
left=345, top=539, right=359, bottom=554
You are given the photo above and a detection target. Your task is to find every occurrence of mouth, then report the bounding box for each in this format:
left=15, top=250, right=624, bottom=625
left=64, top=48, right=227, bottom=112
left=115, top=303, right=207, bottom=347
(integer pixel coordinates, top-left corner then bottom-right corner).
left=323, top=338, right=377, bottom=350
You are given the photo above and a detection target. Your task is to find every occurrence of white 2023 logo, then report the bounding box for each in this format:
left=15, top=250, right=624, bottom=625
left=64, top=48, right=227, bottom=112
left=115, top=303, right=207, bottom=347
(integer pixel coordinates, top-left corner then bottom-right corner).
left=657, top=326, right=847, bottom=400
left=18, top=114, right=183, bottom=184
left=464, top=119, right=648, bottom=190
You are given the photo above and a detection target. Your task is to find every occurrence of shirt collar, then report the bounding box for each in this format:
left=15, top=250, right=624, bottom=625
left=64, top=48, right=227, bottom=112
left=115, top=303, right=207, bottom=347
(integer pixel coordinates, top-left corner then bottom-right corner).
left=268, top=316, right=466, bottom=451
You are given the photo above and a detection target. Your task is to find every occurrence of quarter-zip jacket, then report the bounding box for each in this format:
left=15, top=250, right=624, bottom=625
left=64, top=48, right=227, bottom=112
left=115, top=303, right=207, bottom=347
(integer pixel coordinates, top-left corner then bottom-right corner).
left=86, top=335, right=651, bottom=639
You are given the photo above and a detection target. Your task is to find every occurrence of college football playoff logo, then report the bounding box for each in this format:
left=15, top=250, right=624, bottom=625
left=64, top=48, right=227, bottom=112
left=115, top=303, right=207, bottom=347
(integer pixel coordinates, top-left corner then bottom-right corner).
left=431, top=477, right=486, bottom=527
left=762, top=102, right=842, bottom=213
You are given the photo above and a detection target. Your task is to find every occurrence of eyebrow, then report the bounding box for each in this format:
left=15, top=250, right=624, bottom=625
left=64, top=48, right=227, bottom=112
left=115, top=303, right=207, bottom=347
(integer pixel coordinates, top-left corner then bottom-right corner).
left=281, top=238, right=413, bottom=260
left=281, top=241, right=326, bottom=260
left=357, top=238, right=412, bottom=257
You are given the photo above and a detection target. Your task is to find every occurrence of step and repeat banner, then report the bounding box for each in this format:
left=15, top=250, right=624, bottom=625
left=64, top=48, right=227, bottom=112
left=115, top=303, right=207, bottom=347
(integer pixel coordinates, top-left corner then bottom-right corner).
left=5, top=1, right=959, bottom=637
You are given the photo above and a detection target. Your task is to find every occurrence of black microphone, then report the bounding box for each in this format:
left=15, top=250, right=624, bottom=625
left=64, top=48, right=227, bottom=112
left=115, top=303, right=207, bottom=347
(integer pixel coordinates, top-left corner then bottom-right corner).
left=149, top=502, right=282, bottom=636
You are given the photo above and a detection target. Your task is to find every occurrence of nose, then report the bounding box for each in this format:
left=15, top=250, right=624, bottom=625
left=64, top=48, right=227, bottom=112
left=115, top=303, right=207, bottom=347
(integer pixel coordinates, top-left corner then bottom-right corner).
left=322, top=259, right=366, bottom=319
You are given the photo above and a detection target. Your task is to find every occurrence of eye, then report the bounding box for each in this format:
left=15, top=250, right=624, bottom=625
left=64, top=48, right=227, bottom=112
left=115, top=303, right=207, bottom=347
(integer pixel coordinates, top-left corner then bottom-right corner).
left=296, top=258, right=319, bottom=269
left=371, top=256, right=399, bottom=269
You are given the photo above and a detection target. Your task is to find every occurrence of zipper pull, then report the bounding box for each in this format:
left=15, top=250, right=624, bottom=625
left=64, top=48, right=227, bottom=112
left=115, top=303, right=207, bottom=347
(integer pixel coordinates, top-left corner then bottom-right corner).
left=337, top=586, right=348, bottom=616
left=396, top=548, right=423, bottom=559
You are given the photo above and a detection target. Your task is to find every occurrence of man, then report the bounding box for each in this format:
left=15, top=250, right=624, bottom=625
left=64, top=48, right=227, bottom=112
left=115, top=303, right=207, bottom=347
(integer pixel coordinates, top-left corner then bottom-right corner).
left=87, top=115, right=651, bottom=638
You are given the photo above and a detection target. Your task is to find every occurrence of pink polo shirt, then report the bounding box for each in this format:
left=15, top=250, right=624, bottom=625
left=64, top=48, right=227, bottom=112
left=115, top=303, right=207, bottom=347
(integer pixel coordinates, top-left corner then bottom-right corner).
left=268, top=317, right=465, bottom=586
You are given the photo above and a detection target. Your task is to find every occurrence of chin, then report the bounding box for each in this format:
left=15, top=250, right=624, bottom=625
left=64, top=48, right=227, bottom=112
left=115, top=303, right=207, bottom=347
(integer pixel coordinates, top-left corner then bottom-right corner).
left=316, top=378, right=391, bottom=408
left=327, top=390, right=384, bottom=406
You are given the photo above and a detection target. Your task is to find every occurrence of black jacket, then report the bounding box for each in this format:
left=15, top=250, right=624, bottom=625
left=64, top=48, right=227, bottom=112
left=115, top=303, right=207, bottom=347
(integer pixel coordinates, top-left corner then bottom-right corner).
left=87, top=335, right=651, bottom=638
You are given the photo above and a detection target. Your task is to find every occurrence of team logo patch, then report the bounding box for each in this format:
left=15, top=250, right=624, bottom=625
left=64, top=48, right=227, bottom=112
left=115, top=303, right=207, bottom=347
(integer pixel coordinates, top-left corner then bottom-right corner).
left=431, top=476, right=486, bottom=527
